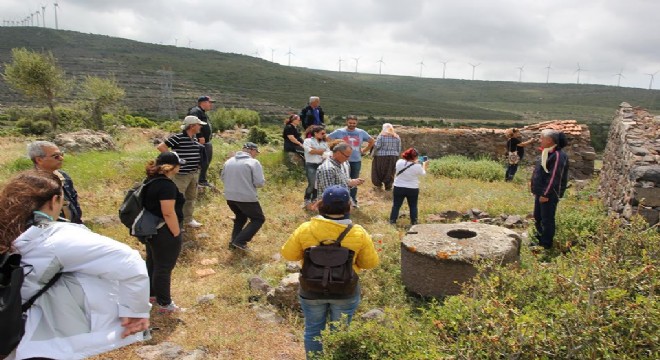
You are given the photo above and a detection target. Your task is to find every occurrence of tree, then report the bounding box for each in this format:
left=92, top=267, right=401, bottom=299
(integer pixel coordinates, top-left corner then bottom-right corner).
left=81, top=75, right=125, bottom=130
left=2, top=48, right=71, bottom=130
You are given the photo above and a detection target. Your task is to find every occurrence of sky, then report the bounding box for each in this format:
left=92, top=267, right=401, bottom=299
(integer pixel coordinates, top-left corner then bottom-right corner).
left=2, top=0, right=660, bottom=90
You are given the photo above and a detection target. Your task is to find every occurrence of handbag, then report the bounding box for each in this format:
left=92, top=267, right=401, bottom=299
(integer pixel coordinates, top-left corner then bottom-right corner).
left=507, top=151, right=520, bottom=165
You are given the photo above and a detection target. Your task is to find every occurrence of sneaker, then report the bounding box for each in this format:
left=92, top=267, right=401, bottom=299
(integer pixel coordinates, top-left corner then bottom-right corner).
left=187, top=219, right=203, bottom=228
left=229, top=242, right=254, bottom=253
left=198, top=181, right=212, bottom=187
left=149, top=296, right=157, bottom=304
left=157, top=301, right=185, bottom=314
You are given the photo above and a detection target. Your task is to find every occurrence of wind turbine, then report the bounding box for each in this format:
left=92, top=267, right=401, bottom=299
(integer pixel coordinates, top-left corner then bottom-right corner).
left=338, top=56, right=344, bottom=72
left=417, top=59, right=425, bottom=77
left=188, top=38, right=192, bottom=48
left=30, top=13, right=34, bottom=26
left=41, top=5, right=46, bottom=27
left=440, top=60, right=448, bottom=79
left=53, top=2, right=59, bottom=30
left=270, top=48, right=276, bottom=62
left=376, top=56, right=385, bottom=75
left=35, top=11, right=40, bottom=27
left=469, top=63, right=481, bottom=80
left=352, top=57, right=360, bottom=73
left=576, top=63, right=587, bottom=84
left=286, top=47, right=294, bottom=66
left=174, top=38, right=178, bottom=46
left=646, top=71, right=658, bottom=90
left=516, top=64, right=525, bottom=82
left=253, top=49, right=260, bottom=58
left=545, top=62, right=552, bottom=84
left=613, top=68, right=625, bottom=87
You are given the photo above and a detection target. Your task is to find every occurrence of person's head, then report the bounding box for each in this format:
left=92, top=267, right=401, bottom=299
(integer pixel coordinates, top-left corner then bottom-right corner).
left=309, top=96, right=320, bottom=108
left=146, top=151, right=185, bottom=178
left=540, top=129, right=568, bottom=149
left=318, top=185, right=351, bottom=217
left=0, top=170, right=64, bottom=252
left=197, top=95, right=215, bottom=111
left=331, top=141, right=352, bottom=163
left=242, top=142, right=260, bottom=158
left=345, top=115, right=358, bottom=131
left=504, top=128, right=515, bottom=139
left=310, top=125, right=326, bottom=140
left=286, top=114, right=301, bottom=126
left=27, top=141, right=64, bottom=172
left=401, top=147, right=419, bottom=161
left=381, top=123, right=395, bottom=135
left=181, top=115, right=207, bottom=133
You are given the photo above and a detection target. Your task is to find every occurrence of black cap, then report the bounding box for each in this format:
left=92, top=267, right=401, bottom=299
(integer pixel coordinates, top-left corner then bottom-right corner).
left=156, top=151, right=186, bottom=166
left=243, top=142, right=260, bottom=153
left=197, top=95, right=215, bottom=103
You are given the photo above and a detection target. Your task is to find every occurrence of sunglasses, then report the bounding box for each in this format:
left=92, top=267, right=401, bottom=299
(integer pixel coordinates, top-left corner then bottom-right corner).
left=46, top=152, right=64, bottom=159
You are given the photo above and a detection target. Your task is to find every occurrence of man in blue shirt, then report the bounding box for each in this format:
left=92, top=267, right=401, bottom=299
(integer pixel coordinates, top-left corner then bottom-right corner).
left=328, top=115, right=374, bottom=206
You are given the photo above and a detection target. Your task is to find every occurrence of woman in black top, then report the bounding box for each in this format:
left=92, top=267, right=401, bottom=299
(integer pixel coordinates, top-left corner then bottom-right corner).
left=142, top=151, right=186, bottom=313
left=283, top=114, right=304, bottom=159
left=504, top=128, right=534, bottom=181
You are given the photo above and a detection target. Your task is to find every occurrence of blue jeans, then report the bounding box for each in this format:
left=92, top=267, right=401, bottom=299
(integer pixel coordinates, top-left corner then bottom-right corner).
left=299, top=289, right=361, bottom=358
left=390, top=186, right=420, bottom=224
left=305, top=162, right=321, bottom=201
left=348, top=161, right=362, bottom=203
left=505, top=163, right=518, bottom=181
left=533, top=195, right=559, bottom=249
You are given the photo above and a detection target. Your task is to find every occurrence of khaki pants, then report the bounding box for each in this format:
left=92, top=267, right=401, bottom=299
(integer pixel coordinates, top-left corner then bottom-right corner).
left=172, top=171, right=199, bottom=223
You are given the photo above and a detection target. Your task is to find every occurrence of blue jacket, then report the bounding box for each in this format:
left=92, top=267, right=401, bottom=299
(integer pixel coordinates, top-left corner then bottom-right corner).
left=531, top=148, right=569, bottom=199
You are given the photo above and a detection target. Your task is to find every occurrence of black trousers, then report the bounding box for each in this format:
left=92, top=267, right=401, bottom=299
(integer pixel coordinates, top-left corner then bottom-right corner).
left=199, top=142, right=213, bottom=184
left=146, top=226, right=182, bottom=306
left=227, top=200, right=265, bottom=247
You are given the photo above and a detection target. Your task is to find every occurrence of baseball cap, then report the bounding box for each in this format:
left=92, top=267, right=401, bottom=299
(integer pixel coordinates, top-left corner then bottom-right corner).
left=243, top=142, right=260, bottom=153
left=322, top=185, right=350, bottom=205
left=182, top=115, right=207, bottom=126
left=156, top=151, right=187, bottom=166
left=197, top=95, right=216, bottom=103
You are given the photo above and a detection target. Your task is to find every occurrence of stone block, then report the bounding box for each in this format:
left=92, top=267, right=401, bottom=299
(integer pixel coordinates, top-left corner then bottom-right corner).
left=634, top=187, right=660, bottom=207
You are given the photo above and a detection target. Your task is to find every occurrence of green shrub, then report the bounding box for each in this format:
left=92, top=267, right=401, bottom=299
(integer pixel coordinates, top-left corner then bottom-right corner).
left=428, top=155, right=503, bottom=181
left=209, top=108, right=260, bottom=132
left=6, top=157, right=33, bottom=172
left=247, top=126, right=268, bottom=145
left=122, top=115, right=157, bottom=128
left=158, top=120, right=182, bottom=133
left=15, top=118, right=52, bottom=135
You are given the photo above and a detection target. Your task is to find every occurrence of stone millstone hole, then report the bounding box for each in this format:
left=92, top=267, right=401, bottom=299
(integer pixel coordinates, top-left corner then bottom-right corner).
left=447, top=229, right=477, bottom=239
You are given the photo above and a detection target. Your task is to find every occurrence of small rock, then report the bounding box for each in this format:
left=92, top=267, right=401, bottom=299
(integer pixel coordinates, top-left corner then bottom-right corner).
left=251, top=304, right=285, bottom=324
left=200, top=258, right=218, bottom=266
left=180, top=349, right=207, bottom=360
left=136, top=342, right=183, bottom=360
left=504, top=215, right=523, bottom=227
left=88, top=215, right=119, bottom=226
left=195, top=268, right=216, bottom=277
left=285, top=262, right=301, bottom=273
left=249, top=276, right=273, bottom=294
left=439, top=210, right=462, bottom=220
left=361, top=308, right=385, bottom=320
left=197, top=294, right=216, bottom=304
left=196, top=233, right=211, bottom=240
left=426, top=214, right=447, bottom=223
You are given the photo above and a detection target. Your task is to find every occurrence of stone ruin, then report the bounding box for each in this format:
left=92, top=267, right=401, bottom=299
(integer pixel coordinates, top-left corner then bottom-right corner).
left=400, top=222, right=521, bottom=297
left=599, top=103, right=660, bottom=226
left=396, top=120, right=596, bottom=180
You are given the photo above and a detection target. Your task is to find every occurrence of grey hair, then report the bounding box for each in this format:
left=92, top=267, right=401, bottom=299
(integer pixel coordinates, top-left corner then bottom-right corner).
left=331, top=142, right=351, bottom=153
left=541, top=129, right=560, bottom=143
left=27, top=141, right=57, bottom=162
left=309, top=96, right=320, bottom=104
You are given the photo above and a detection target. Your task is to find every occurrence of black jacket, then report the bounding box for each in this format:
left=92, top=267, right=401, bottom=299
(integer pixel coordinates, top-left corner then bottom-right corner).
left=188, top=106, right=212, bottom=142
left=531, top=149, right=569, bottom=199
left=300, top=105, right=324, bottom=130
left=55, top=170, right=83, bottom=224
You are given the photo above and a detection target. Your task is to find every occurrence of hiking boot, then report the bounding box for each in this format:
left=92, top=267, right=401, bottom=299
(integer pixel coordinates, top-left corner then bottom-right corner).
left=187, top=219, right=203, bottom=228
left=157, top=301, right=185, bottom=314
left=229, top=242, right=254, bottom=253
left=198, top=181, right=212, bottom=187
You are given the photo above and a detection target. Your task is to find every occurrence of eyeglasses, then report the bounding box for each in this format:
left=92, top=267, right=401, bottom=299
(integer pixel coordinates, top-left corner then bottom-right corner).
left=339, top=151, right=351, bottom=158
left=46, top=152, right=64, bottom=159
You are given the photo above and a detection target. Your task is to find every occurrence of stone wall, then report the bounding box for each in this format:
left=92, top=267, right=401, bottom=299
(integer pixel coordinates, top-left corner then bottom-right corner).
left=599, top=103, right=660, bottom=226
left=396, top=120, right=596, bottom=179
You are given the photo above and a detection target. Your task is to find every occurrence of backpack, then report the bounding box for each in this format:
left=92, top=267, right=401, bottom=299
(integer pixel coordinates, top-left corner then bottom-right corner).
left=0, top=252, right=61, bottom=356
left=118, top=178, right=163, bottom=232
left=299, top=224, right=358, bottom=297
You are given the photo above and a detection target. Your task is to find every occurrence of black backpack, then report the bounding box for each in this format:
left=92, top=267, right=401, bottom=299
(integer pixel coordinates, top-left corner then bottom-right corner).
left=118, top=178, right=162, bottom=231
left=299, top=224, right=358, bottom=296
left=0, top=252, right=61, bottom=356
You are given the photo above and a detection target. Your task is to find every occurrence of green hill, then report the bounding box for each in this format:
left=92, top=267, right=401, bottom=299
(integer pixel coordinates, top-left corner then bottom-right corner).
left=1, top=27, right=659, bottom=127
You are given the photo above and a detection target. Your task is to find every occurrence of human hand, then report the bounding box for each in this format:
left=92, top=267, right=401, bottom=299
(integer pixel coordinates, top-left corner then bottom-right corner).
left=120, top=317, right=150, bottom=339
left=540, top=196, right=549, bottom=203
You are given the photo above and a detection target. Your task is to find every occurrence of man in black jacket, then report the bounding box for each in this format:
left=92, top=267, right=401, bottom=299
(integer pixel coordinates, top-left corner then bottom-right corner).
left=188, top=95, right=215, bottom=187
left=530, top=129, right=569, bottom=250
left=299, top=96, right=324, bottom=135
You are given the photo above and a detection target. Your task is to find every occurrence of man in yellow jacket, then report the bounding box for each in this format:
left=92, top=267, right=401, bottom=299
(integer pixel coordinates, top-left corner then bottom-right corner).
left=281, top=185, right=379, bottom=359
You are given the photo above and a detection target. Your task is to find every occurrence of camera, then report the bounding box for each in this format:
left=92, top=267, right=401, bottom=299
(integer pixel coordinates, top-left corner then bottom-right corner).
left=419, top=156, right=428, bottom=163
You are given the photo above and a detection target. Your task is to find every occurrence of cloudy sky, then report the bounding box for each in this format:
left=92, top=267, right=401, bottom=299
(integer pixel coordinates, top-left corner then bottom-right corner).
left=3, top=0, right=660, bottom=89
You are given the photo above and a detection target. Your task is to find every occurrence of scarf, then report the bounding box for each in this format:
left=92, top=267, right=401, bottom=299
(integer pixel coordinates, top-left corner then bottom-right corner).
left=541, top=145, right=557, bottom=173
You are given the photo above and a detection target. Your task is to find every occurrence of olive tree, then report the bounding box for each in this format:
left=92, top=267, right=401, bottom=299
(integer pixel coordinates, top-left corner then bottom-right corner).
left=2, top=48, right=71, bottom=129
left=81, top=75, right=125, bottom=130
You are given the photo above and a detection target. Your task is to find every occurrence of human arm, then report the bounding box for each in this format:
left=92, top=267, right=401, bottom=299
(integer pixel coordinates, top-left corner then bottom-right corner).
left=303, top=139, right=325, bottom=155
left=361, top=133, right=375, bottom=155
left=120, top=317, right=150, bottom=338
left=160, top=199, right=180, bottom=237
left=287, top=134, right=304, bottom=147
left=354, top=227, right=379, bottom=270
left=156, top=142, right=169, bottom=153
left=252, top=161, right=266, bottom=188
left=281, top=225, right=306, bottom=261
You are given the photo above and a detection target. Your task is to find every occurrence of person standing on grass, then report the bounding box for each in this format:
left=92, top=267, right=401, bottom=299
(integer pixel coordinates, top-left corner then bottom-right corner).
left=389, top=148, right=428, bottom=226
left=27, top=141, right=83, bottom=224
left=283, top=113, right=305, bottom=160
left=530, top=129, right=569, bottom=250
left=142, top=152, right=186, bottom=313
left=504, top=128, right=535, bottom=181
left=327, top=115, right=375, bottom=207
left=315, top=142, right=365, bottom=204
left=302, top=125, right=330, bottom=208
left=157, top=115, right=205, bottom=228
left=371, top=123, right=401, bottom=191
left=221, top=142, right=266, bottom=252
left=300, top=96, right=324, bottom=134
left=281, top=185, right=379, bottom=359
left=188, top=95, right=215, bottom=187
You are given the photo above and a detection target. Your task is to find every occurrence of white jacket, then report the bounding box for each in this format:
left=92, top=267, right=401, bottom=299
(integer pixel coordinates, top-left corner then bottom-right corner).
left=8, top=222, right=150, bottom=360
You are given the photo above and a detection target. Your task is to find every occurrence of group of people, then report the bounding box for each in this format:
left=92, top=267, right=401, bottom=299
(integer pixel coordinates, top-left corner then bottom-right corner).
left=0, top=94, right=570, bottom=359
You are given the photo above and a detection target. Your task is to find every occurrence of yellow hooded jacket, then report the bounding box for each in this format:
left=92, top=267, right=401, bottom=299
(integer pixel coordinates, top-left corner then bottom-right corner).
left=281, top=217, right=379, bottom=274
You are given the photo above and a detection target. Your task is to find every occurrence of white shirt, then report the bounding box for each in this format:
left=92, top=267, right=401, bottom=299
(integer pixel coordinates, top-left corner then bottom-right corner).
left=303, top=137, right=329, bottom=164
left=393, top=159, right=426, bottom=189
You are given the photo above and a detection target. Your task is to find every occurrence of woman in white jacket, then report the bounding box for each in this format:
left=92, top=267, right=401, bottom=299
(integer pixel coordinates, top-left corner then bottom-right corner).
left=0, top=170, right=150, bottom=360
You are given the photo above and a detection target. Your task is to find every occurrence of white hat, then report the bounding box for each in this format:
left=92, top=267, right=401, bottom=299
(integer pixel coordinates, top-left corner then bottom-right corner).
left=182, top=115, right=207, bottom=126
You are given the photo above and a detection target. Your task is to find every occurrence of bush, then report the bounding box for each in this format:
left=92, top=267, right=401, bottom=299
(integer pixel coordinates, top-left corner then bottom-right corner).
left=122, top=115, right=157, bottom=128
left=247, top=126, right=268, bottom=145
left=15, top=118, right=52, bottom=135
left=158, top=120, right=182, bottom=133
left=5, top=157, right=33, bottom=172
left=209, top=108, right=260, bottom=132
left=428, top=155, right=503, bottom=182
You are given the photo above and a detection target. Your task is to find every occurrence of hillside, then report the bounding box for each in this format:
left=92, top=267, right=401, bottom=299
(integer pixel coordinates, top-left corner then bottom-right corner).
left=2, top=27, right=659, bottom=124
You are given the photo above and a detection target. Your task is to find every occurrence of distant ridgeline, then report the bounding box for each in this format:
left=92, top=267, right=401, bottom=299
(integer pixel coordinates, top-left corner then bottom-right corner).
left=600, top=103, right=660, bottom=226
left=396, top=120, right=596, bottom=180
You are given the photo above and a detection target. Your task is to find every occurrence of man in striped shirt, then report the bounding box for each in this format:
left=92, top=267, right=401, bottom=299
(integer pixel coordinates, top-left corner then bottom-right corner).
left=157, top=115, right=205, bottom=228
